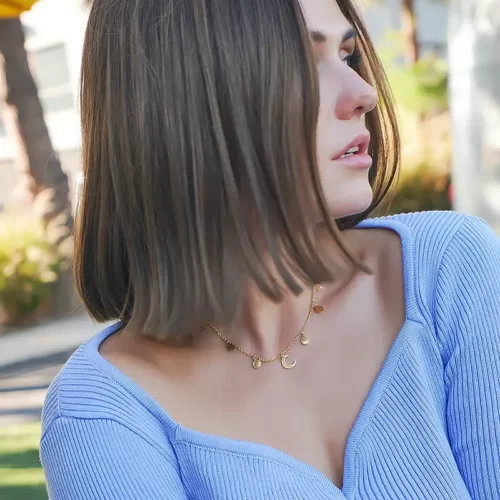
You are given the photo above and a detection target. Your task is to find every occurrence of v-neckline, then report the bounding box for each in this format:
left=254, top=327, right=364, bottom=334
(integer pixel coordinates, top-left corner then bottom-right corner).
left=86, top=216, right=423, bottom=499
left=173, top=320, right=419, bottom=498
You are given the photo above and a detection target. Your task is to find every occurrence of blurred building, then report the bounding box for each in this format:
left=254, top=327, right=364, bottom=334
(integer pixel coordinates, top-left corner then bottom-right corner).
left=0, top=0, right=449, bottom=202
left=0, top=0, right=87, bottom=203
left=363, top=0, right=448, bottom=57
left=448, top=0, right=500, bottom=231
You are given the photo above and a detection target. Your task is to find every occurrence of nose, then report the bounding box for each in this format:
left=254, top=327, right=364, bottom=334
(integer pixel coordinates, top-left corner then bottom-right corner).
left=335, top=78, right=378, bottom=120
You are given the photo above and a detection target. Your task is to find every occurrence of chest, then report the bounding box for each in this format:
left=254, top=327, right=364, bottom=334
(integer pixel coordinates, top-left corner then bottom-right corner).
left=106, top=268, right=406, bottom=489
left=169, top=328, right=468, bottom=500
left=157, top=299, right=404, bottom=488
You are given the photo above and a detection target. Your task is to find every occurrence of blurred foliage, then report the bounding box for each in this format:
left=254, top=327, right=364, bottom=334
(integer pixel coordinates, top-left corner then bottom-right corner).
left=0, top=208, right=68, bottom=325
left=377, top=31, right=452, bottom=215
left=381, top=163, right=451, bottom=215
left=379, top=32, right=448, bottom=115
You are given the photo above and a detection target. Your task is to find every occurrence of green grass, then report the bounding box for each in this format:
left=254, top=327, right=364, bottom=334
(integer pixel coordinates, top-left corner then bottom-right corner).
left=0, top=422, right=47, bottom=500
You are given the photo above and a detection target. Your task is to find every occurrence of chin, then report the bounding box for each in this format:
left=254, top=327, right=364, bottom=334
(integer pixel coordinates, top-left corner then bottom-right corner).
left=326, top=182, right=374, bottom=220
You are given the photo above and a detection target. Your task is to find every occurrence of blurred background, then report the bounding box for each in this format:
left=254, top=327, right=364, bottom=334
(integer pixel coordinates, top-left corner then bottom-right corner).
left=0, top=0, right=499, bottom=498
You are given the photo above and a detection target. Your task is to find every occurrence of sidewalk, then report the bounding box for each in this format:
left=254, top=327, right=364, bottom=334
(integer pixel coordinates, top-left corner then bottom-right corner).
left=0, top=313, right=109, bottom=427
left=0, top=312, right=105, bottom=372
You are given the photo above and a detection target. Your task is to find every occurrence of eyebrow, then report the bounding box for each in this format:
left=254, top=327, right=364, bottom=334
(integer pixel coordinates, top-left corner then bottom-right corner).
left=310, top=27, right=357, bottom=44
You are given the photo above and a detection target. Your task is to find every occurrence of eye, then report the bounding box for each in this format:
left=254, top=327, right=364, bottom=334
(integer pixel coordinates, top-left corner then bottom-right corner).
left=343, top=48, right=362, bottom=68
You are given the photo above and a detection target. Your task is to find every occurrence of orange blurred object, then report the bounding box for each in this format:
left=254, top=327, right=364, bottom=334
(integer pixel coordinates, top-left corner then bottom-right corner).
left=0, top=0, right=38, bottom=18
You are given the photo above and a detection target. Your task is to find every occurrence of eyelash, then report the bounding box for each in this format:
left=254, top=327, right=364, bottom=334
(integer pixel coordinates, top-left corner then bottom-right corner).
left=344, top=48, right=362, bottom=68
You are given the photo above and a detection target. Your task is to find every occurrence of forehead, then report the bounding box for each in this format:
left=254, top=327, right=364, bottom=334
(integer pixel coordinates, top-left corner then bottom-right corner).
left=299, top=0, right=352, bottom=40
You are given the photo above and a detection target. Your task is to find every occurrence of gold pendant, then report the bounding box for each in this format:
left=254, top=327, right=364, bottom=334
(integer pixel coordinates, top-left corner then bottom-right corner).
left=300, top=334, right=310, bottom=345
left=280, top=354, right=297, bottom=369
left=313, top=305, right=324, bottom=313
left=252, top=358, right=262, bottom=369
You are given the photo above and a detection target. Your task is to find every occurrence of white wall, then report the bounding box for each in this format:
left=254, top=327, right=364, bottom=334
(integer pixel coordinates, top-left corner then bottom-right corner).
left=361, top=0, right=449, bottom=55
left=0, top=0, right=87, bottom=161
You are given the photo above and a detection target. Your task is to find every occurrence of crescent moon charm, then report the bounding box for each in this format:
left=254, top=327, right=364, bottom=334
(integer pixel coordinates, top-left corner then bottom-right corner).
left=280, top=354, right=297, bottom=370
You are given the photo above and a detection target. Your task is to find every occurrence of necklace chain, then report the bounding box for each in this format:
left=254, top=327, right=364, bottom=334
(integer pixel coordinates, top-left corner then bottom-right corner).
left=205, top=284, right=324, bottom=369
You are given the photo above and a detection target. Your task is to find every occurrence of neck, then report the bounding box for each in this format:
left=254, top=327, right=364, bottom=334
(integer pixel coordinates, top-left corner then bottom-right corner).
left=196, top=228, right=363, bottom=359
left=226, top=281, right=316, bottom=359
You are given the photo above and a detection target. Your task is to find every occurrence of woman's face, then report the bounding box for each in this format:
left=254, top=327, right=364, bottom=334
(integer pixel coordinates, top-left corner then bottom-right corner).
left=301, top=0, right=378, bottom=219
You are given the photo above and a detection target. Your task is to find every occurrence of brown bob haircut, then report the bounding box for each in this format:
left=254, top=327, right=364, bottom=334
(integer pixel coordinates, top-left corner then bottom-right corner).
left=75, top=0, right=399, bottom=338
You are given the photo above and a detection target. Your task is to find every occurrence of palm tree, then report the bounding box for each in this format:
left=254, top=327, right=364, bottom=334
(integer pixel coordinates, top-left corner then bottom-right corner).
left=401, top=0, right=419, bottom=64
left=0, top=4, right=73, bottom=245
left=364, top=0, right=420, bottom=65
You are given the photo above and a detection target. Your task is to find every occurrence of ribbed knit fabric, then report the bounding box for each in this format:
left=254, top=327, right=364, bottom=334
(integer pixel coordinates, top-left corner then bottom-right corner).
left=40, top=211, right=500, bottom=500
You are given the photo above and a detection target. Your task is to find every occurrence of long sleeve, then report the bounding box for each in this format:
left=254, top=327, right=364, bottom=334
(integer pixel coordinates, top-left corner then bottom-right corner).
left=40, top=417, right=188, bottom=500
left=435, top=217, right=500, bottom=499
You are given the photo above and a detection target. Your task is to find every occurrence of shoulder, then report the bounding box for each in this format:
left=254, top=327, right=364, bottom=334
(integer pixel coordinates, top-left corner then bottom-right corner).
left=39, top=327, right=185, bottom=490
left=362, top=210, right=466, bottom=247
left=41, top=325, right=172, bottom=446
left=383, top=212, right=500, bottom=358
left=391, top=209, right=498, bottom=253
left=386, top=210, right=500, bottom=281
left=362, top=210, right=498, bottom=275
left=432, top=215, right=500, bottom=349
left=361, top=211, right=500, bottom=328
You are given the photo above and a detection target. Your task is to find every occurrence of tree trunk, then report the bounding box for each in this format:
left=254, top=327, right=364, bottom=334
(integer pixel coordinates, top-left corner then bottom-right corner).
left=401, top=0, right=419, bottom=65
left=0, top=17, right=73, bottom=245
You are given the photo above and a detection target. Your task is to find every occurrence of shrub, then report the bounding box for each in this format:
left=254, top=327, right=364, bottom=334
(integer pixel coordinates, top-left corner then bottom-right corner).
left=377, top=31, right=452, bottom=215
left=0, top=209, right=67, bottom=325
left=382, top=110, right=452, bottom=215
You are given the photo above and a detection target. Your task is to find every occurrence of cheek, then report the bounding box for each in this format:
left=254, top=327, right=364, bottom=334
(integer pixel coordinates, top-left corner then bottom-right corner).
left=316, top=117, right=336, bottom=168
left=317, top=68, right=342, bottom=117
left=316, top=75, right=341, bottom=158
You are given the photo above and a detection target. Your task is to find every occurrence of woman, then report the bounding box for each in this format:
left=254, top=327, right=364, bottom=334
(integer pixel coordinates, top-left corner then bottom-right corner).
left=40, top=0, right=500, bottom=498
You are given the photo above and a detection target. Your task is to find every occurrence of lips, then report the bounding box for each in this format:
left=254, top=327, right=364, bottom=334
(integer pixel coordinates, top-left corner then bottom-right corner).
left=332, top=134, right=370, bottom=161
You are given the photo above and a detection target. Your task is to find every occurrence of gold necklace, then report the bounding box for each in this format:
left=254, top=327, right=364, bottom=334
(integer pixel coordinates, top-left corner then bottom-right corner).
left=205, top=284, right=324, bottom=370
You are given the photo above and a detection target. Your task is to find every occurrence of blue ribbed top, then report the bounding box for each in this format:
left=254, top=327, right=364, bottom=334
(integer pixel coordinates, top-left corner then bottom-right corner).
left=40, top=211, right=500, bottom=499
